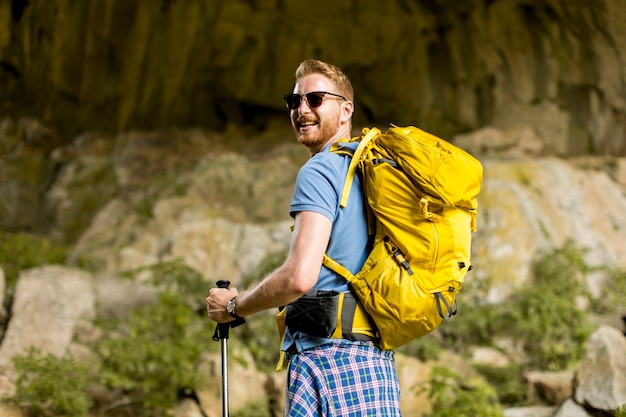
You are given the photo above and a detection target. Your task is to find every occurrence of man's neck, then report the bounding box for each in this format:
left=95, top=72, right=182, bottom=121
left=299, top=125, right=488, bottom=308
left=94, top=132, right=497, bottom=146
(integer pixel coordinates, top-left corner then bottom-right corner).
left=307, top=126, right=352, bottom=157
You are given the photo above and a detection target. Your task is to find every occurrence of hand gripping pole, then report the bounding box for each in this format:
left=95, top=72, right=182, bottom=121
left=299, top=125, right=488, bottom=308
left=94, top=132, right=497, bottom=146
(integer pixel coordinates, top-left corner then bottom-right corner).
left=211, top=279, right=244, bottom=417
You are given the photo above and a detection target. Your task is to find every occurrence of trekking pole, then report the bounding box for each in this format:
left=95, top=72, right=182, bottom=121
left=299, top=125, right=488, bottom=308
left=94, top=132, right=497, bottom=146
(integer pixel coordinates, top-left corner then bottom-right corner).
left=212, top=280, right=245, bottom=417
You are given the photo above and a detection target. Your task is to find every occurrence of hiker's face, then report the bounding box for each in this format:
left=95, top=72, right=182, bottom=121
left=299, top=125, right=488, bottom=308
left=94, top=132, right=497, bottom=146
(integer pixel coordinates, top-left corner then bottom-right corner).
left=289, top=74, right=351, bottom=154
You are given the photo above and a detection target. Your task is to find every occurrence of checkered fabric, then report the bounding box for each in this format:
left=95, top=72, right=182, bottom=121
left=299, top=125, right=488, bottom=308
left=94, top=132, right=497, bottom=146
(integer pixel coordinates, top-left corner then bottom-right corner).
left=284, top=340, right=401, bottom=416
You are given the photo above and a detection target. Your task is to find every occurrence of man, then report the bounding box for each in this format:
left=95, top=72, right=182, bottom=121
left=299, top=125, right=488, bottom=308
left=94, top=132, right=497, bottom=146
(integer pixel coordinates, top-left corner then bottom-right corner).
left=206, top=59, right=401, bottom=416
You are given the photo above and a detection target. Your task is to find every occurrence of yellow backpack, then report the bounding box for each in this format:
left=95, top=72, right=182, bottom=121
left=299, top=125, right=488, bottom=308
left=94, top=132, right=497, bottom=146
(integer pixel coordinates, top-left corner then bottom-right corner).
left=324, top=125, right=483, bottom=350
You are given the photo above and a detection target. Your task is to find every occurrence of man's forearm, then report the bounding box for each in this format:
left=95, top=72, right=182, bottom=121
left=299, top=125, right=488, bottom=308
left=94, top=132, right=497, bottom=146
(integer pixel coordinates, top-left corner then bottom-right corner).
left=209, top=210, right=330, bottom=321
left=235, top=258, right=313, bottom=317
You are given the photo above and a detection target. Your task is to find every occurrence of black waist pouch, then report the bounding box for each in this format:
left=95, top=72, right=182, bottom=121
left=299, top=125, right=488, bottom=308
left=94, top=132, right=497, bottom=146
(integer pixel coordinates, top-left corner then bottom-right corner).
left=285, top=290, right=339, bottom=338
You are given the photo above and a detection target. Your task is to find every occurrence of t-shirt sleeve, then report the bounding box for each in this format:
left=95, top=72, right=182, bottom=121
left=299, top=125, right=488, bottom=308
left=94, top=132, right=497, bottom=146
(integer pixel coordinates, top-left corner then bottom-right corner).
left=290, top=155, right=341, bottom=222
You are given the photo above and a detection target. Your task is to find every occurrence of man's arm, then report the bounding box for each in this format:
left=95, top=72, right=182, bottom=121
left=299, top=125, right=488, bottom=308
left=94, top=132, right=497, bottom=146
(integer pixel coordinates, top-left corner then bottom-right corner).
left=206, top=210, right=332, bottom=323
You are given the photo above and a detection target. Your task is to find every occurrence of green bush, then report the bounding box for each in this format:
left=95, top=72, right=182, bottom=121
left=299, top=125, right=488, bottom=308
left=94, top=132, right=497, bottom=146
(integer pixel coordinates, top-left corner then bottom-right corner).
left=440, top=241, right=594, bottom=371
left=494, top=241, right=594, bottom=370
left=593, top=266, right=626, bottom=315
left=6, top=259, right=269, bottom=417
left=96, top=261, right=217, bottom=416
left=474, top=363, right=528, bottom=406
left=6, top=348, right=92, bottom=417
left=0, top=230, right=67, bottom=289
left=417, top=366, right=504, bottom=417
left=616, top=404, right=626, bottom=417
left=437, top=294, right=500, bottom=352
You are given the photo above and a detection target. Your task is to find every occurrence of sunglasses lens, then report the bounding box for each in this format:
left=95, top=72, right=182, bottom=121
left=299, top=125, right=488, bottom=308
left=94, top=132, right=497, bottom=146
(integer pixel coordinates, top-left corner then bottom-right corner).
left=283, top=92, right=330, bottom=109
left=284, top=94, right=300, bottom=110
left=305, top=92, right=324, bottom=108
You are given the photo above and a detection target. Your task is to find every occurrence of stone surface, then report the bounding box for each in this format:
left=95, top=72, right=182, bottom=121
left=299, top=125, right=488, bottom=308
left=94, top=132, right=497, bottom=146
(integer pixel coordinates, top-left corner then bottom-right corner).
left=552, top=398, right=592, bottom=417
left=503, top=405, right=555, bottom=417
left=195, top=348, right=268, bottom=417
left=54, top=133, right=626, bottom=304
left=92, top=272, right=159, bottom=320
left=0, top=118, right=64, bottom=231
left=0, top=403, right=22, bottom=417
left=1, top=135, right=626, bottom=415
left=470, top=345, right=511, bottom=367
left=0, top=125, right=604, bottom=306
left=524, top=370, right=574, bottom=405
left=474, top=156, right=626, bottom=302
left=0, top=264, right=95, bottom=398
left=395, top=353, right=434, bottom=416
left=1, top=1, right=625, bottom=157
left=574, top=325, right=626, bottom=411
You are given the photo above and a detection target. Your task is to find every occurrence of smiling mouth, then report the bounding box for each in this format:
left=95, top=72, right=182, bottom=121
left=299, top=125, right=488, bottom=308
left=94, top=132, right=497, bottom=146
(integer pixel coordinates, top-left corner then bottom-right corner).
left=298, top=120, right=317, bottom=129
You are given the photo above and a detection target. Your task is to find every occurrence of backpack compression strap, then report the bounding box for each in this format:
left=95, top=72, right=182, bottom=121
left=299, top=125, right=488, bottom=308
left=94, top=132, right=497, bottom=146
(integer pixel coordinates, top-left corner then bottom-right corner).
left=337, top=127, right=381, bottom=208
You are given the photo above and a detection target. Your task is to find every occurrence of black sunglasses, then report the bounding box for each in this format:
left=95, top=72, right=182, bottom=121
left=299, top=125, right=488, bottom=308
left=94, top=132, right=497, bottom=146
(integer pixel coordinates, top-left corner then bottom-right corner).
left=283, top=91, right=347, bottom=110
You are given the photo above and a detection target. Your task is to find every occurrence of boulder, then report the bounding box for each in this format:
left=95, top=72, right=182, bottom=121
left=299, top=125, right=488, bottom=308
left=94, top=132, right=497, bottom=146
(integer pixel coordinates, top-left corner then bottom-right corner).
left=574, top=325, right=626, bottom=412
left=552, top=398, right=592, bottom=417
left=523, top=370, right=574, bottom=406
left=503, top=405, right=555, bottom=417
left=395, top=353, right=433, bottom=416
left=0, top=265, right=95, bottom=368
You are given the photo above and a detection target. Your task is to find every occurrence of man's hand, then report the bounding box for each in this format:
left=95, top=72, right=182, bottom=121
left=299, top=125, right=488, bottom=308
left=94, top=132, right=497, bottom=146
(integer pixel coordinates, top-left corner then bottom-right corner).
left=206, top=287, right=238, bottom=323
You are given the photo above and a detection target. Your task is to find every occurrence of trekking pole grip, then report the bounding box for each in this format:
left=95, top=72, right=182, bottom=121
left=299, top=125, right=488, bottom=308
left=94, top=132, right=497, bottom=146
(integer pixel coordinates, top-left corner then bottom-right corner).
left=213, top=280, right=232, bottom=341
left=216, top=280, right=230, bottom=289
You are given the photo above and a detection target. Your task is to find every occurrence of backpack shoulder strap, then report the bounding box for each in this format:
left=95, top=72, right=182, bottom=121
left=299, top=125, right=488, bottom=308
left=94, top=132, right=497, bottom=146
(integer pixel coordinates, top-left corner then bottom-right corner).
left=335, top=127, right=381, bottom=208
left=322, top=254, right=356, bottom=282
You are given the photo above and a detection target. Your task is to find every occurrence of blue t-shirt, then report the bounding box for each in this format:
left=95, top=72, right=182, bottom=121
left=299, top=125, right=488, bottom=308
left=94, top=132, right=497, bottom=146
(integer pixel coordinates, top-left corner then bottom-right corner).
left=283, top=142, right=369, bottom=352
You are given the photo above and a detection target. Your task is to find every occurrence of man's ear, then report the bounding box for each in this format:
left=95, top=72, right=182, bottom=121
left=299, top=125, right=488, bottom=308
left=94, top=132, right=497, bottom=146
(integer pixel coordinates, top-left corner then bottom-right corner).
left=340, top=100, right=354, bottom=123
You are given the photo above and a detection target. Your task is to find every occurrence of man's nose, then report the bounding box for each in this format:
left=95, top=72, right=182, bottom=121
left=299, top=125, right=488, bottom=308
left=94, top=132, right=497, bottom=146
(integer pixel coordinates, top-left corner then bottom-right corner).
left=297, top=96, right=312, bottom=113
left=298, top=97, right=311, bottom=114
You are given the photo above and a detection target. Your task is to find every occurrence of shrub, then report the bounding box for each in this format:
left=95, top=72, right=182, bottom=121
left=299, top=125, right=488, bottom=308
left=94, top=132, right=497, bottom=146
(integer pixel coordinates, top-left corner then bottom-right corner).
left=440, top=241, right=594, bottom=371
left=436, top=293, right=500, bottom=352
left=0, top=230, right=67, bottom=289
left=96, top=261, right=217, bottom=416
left=417, top=366, right=504, bottom=417
left=6, top=348, right=92, bottom=417
left=474, top=363, right=528, bottom=406
left=494, top=241, right=595, bottom=370
left=593, top=266, right=626, bottom=315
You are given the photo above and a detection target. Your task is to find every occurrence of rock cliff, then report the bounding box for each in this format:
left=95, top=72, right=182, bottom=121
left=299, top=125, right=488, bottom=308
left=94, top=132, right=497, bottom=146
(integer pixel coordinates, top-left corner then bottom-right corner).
left=2, top=119, right=626, bottom=300
left=1, top=0, right=625, bottom=155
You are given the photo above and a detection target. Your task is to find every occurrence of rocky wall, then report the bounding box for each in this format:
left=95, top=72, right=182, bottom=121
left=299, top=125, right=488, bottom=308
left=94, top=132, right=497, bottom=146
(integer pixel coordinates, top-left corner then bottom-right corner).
left=1, top=0, right=625, bottom=156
